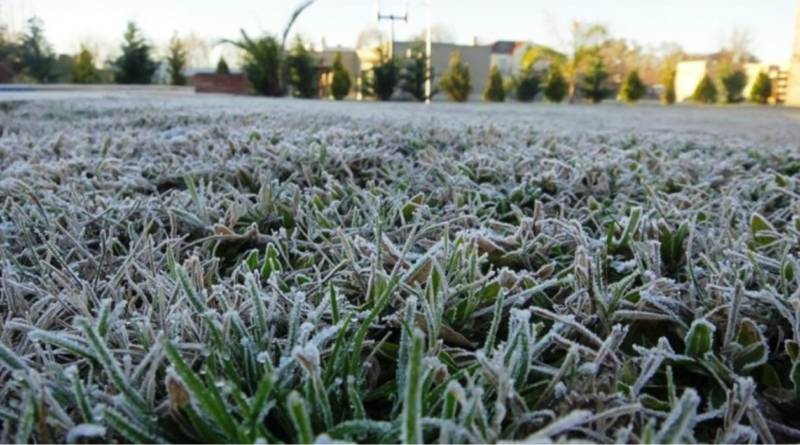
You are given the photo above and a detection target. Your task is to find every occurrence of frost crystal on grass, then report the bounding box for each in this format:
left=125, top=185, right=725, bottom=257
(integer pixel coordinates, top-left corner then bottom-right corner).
left=1, top=97, right=799, bottom=444
left=66, top=424, right=107, bottom=444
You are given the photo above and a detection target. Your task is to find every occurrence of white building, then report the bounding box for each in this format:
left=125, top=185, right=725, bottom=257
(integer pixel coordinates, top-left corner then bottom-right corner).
left=358, top=41, right=492, bottom=101
left=675, top=60, right=708, bottom=103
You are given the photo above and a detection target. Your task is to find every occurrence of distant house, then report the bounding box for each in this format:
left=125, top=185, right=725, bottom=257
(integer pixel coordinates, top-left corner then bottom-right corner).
left=358, top=41, right=492, bottom=101
left=490, top=41, right=520, bottom=76
left=675, top=60, right=709, bottom=103
left=319, top=38, right=555, bottom=102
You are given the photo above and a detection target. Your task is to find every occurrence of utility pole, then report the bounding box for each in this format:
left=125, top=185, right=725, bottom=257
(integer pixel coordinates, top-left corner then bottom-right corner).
left=788, top=0, right=800, bottom=105
left=376, top=2, right=408, bottom=59
left=424, top=0, right=432, bottom=104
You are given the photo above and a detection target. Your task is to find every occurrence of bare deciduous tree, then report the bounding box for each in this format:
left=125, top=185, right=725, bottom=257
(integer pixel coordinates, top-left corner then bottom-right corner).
left=182, top=33, right=211, bottom=68
left=723, top=26, right=756, bottom=66
left=532, top=19, right=607, bottom=103
left=356, top=27, right=385, bottom=49
left=658, top=42, right=686, bottom=72
left=564, top=21, right=607, bottom=103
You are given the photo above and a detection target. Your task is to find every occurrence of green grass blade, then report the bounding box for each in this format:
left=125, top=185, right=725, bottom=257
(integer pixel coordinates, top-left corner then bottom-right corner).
left=161, top=339, right=239, bottom=440
left=287, top=391, right=314, bottom=444
left=654, top=389, right=700, bottom=444
left=0, top=340, right=29, bottom=372
left=104, top=408, right=165, bottom=444
left=28, top=330, right=95, bottom=361
left=401, top=329, right=425, bottom=445
left=14, top=393, right=36, bottom=445
left=77, top=319, right=149, bottom=414
left=67, top=366, right=94, bottom=424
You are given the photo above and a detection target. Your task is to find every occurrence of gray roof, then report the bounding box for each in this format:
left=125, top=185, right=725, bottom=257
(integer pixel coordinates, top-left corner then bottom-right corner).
left=491, top=41, right=518, bottom=54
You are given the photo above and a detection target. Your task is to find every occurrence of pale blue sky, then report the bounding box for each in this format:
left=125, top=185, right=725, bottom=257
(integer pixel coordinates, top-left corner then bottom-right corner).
left=14, top=0, right=800, bottom=65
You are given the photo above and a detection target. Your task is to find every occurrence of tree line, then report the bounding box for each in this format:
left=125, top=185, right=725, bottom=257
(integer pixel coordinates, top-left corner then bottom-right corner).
left=0, top=10, right=775, bottom=105
left=0, top=18, right=75, bottom=83
left=0, top=18, right=228, bottom=86
left=235, top=14, right=775, bottom=105
left=432, top=22, right=774, bottom=105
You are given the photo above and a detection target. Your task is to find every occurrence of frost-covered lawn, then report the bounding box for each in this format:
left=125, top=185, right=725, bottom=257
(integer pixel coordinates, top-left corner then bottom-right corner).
left=1, top=97, right=800, bottom=444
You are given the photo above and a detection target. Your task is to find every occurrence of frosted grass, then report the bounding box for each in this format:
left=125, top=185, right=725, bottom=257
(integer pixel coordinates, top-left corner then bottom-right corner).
left=1, top=96, right=800, bottom=443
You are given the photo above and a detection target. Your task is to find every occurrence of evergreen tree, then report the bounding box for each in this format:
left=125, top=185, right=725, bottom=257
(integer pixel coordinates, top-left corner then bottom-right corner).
left=0, top=28, right=18, bottom=79
left=662, top=69, right=677, bottom=105
left=234, top=33, right=282, bottom=96
left=18, top=17, right=57, bottom=83
left=721, top=69, right=747, bottom=104
left=277, top=1, right=317, bottom=94
left=484, top=65, right=506, bottom=102
left=225, top=1, right=316, bottom=96
left=399, top=42, right=435, bottom=102
left=513, top=67, right=542, bottom=103
left=287, top=37, right=319, bottom=99
left=563, top=22, right=607, bottom=104
left=54, top=54, right=74, bottom=83
left=544, top=65, right=568, bottom=103
left=363, top=54, right=399, bottom=101
left=439, top=50, right=472, bottom=102
left=71, top=45, right=100, bottom=84
left=166, top=34, right=188, bottom=86
left=113, top=22, right=157, bottom=85
left=750, top=71, right=772, bottom=104
left=692, top=75, right=718, bottom=104
left=330, top=51, right=352, bottom=100
left=216, top=57, right=231, bottom=75
left=580, top=56, right=611, bottom=103
left=619, top=70, right=647, bottom=103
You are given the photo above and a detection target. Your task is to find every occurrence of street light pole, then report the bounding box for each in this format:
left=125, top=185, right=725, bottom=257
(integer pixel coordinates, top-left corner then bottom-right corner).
left=376, top=2, right=408, bottom=60
left=424, top=0, right=432, bottom=104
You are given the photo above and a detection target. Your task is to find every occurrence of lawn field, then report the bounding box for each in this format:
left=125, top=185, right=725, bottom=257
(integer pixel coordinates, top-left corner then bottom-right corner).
left=2, top=97, right=800, bottom=444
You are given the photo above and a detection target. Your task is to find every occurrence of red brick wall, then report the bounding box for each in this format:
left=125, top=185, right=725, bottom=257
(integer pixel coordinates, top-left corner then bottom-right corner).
left=192, top=74, right=249, bottom=95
